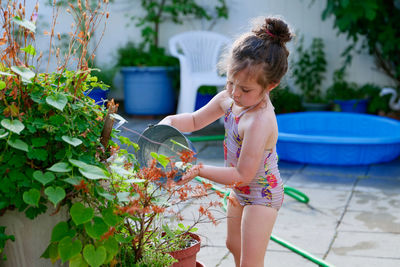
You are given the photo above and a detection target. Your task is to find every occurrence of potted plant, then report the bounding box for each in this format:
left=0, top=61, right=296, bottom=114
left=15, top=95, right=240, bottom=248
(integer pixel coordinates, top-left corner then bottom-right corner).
left=195, top=86, right=218, bottom=111
left=99, top=148, right=218, bottom=266
left=291, top=36, right=330, bottom=111
left=326, top=69, right=369, bottom=113
left=359, top=83, right=398, bottom=119
left=86, top=65, right=117, bottom=106
left=117, top=0, right=228, bottom=115
left=271, top=84, right=304, bottom=114
left=116, top=42, right=179, bottom=115
left=0, top=0, right=114, bottom=265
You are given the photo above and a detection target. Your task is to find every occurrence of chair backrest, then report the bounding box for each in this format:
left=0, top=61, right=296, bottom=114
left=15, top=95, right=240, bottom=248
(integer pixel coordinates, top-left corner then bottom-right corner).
left=169, top=31, right=230, bottom=73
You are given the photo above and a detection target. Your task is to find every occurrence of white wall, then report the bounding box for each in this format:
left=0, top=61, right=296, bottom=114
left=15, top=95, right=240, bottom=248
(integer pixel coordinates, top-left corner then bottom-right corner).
left=29, top=0, right=396, bottom=95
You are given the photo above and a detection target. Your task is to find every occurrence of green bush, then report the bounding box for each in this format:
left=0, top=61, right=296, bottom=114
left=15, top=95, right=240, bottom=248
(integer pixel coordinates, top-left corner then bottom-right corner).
left=292, top=36, right=327, bottom=103
left=360, top=83, right=391, bottom=114
left=271, top=85, right=303, bottom=114
left=326, top=70, right=362, bottom=101
left=116, top=43, right=178, bottom=68
left=321, top=0, right=400, bottom=88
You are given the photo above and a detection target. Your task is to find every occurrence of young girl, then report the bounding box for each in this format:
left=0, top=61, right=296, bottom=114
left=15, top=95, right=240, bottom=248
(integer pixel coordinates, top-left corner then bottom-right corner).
left=159, top=16, right=293, bottom=267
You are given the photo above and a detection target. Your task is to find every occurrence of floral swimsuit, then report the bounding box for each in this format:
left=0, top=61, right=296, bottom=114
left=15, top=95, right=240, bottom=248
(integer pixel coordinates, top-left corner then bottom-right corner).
left=223, top=102, right=284, bottom=210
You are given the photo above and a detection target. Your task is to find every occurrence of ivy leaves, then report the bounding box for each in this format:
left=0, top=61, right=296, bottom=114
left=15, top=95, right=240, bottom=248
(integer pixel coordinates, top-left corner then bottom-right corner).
left=46, top=93, right=68, bottom=111
left=19, top=160, right=108, bottom=209
left=1, top=119, right=25, bottom=134
left=43, top=205, right=122, bottom=266
left=62, top=136, right=82, bottom=147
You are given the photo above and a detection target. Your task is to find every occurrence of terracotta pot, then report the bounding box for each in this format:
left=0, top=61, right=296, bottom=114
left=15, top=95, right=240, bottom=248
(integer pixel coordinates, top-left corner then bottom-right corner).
left=168, top=233, right=201, bottom=267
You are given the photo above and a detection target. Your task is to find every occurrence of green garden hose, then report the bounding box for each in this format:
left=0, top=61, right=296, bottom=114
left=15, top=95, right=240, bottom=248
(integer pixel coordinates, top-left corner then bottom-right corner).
left=284, top=186, right=309, bottom=203
left=188, top=135, right=225, bottom=142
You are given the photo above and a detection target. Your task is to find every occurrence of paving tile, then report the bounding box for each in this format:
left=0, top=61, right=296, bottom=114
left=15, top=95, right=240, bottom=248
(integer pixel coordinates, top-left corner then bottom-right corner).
left=270, top=226, right=336, bottom=255
left=283, top=187, right=351, bottom=211
left=198, top=244, right=326, bottom=267
left=276, top=202, right=340, bottom=232
left=326, top=254, right=400, bottom=267
left=330, top=231, right=400, bottom=258
left=367, top=156, right=400, bottom=179
left=285, top=173, right=357, bottom=191
left=347, top=190, right=400, bottom=214
left=197, top=245, right=234, bottom=267
left=339, top=210, right=400, bottom=233
left=265, top=250, right=324, bottom=267
left=278, top=160, right=305, bottom=174
left=302, top=164, right=369, bottom=177
left=355, top=177, right=400, bottom=194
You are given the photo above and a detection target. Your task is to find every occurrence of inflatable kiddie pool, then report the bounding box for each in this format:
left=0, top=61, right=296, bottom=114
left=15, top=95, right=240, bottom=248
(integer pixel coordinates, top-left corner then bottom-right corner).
left=276, top=112, right=400, bottom=165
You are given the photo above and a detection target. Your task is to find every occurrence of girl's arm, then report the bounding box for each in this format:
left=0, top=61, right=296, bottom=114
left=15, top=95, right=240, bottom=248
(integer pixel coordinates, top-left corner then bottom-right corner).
left=182, top=113, right=274, bottom=186
left=159, top=90, right=228, bottom=132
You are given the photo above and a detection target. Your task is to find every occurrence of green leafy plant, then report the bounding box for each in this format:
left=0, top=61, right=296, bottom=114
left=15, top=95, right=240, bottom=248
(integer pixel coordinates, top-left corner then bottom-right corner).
left=198, top=85, right=218, bottom=95
left=116, top=42, right=178, bottom=68
left=321, top=0, right=400, bottom=88
left=292, top=36, right=327, bottom=103
left=116, top=0, right=229, bottom=68
left=132, top=0, right=228, bottom=49
left=326, top=69, right=362, bottom=101
left=359, top=83, right=391, bottom=114
left=271, top=85, right=303, bottom=114
left=0, top=1, right=113, bottom=263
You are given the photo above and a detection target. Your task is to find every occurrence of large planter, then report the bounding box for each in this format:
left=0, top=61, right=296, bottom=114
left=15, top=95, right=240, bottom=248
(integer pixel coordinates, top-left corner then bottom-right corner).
left=195, top=92, right=215, bottom=111
left=168, top=233, right=201, bottom=267
left=121, top=67, right=176, bottom=115
left=334, top=99, right=368, bottom=113
left=1, top=207, right=68, bottom=267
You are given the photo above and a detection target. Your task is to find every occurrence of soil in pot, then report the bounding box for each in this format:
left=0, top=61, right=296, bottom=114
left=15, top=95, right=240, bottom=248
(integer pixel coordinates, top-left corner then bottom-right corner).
left=168, top=233, right=201, bottom=267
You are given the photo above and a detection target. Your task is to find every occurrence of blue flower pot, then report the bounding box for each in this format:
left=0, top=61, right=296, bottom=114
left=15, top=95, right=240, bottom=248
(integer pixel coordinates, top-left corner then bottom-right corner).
left=85, top=88, right=109, bottom=106
left=334, top=99, right=368, bottom=113
left=195, top=92, right=215, bottom=110
left=121, top=67, right=176, bottom=115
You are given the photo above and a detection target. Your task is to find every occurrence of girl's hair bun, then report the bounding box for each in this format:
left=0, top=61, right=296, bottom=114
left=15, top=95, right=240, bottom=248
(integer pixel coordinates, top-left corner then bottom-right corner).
left=253, top=17, right=293, bottom=45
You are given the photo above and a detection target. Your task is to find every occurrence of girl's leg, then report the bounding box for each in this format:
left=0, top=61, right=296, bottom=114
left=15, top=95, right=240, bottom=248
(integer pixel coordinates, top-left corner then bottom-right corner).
left=226, top=193, right=243, bottom=267
left=240, top=205, right=278, bottom=267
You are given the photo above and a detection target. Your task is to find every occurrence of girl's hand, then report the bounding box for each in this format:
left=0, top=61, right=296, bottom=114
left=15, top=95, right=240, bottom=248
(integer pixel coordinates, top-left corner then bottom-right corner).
left=158, top=116, right=172, bottom=125
left=177, top=164, right=202, bottom=185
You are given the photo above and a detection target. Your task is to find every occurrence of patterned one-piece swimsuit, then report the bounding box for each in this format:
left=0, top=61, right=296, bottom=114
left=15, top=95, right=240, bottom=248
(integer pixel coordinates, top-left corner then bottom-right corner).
left=223, top=102, right=284, bottom=210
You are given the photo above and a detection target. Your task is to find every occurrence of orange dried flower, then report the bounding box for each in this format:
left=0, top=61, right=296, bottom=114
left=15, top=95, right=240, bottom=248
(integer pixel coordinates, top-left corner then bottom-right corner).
left=73, top=179, right=89, bottom=193
left=151, top=205, right=166, bottom=214
left=178, top=149, right=196, bottom=163
left=100, top=226, right=115, bottom=241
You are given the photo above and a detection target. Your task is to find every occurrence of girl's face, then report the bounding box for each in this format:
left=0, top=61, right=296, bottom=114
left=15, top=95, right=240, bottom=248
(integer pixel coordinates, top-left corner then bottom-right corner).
left=226, top=69, right=266, bottom=108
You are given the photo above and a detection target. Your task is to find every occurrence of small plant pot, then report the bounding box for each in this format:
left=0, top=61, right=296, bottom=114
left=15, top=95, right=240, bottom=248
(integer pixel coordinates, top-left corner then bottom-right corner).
left=195, top=92, right=215, bottom=110
left=334, top=99, right=368, bottom=113
left=168, top=233, right=201, bottom=267
left=84, top=87, right=109, bottom=106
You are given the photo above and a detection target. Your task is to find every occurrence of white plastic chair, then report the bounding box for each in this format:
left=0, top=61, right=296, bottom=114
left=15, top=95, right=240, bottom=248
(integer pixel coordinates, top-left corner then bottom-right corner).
left=169, top=31, right=230, bottom=114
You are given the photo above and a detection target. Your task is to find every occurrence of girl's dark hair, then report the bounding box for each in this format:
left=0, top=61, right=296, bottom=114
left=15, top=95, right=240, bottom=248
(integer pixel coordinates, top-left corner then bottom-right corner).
left=222, top=16, right=293, bottom=88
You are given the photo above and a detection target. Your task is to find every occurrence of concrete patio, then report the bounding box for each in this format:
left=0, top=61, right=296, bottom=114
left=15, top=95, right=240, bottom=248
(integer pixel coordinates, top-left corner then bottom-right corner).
left=119, top=115, right=400, bottom=267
